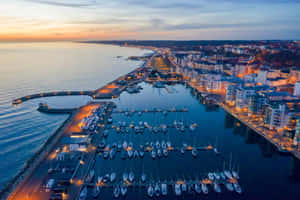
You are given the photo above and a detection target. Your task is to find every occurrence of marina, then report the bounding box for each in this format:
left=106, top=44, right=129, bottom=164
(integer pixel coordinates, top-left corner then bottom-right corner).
left=2, top=43, right=300, bottom=200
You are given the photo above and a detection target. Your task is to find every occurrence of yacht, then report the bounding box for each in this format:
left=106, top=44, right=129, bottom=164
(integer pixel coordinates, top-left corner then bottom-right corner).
left=166, top=141, right=171, bottom=148
left=151, top=150, right=156, bottom=159
left=79, top=186, right=87, bottom=200
left=220, top=172, right=226, bottom=180
left=163, top=148, right=168, bottom=157
left=147, top=184, right=154, bottom=197
left=113, top=185, right=120, bottom=198
left=120, top=185, right=127, bottom=196
left=180, top=147, right=185, bottom=154
left=181, top=182, right=187, bottom=192
left=201, top=183, right=208, bottom=195
left=123, top=141, right=128, bottom=149
left=103, top=174, right=110, bottom=183
left=155, top=141, right=160, bottom=149
left=128, top=150, right=133, bottom=159
left=225, top=182, right=234, bottom=191
left=161, top=140, right=166, bottom=148
left=117, top=143, right=122, bottom=150
left=161, top=182, right=168, bottom=196
left=194, top=183, right=201, bottom=194
left=233, top=182, right=242, bottom=194
left=157, top=148, right=162, bottom=158
left=192, top=148, right=198, bottom=157
left=93, top=185, right=101, bottom=198
left=208, top=173, right=215, bottom=181
left=154, top=182, right=161, bottom=197
left=139, top=150, right=145, bottom=158
left=129, top=171, right=135, bottom=182
left=174, top=183, right=182, bottom=196
left=141, top=173, right=147, bottom=182
left=232, top=170, right=240, bottom=179
left=134, top=150, right=139, bottom=158
left=107, top=116, right=113, bottom=124
left=110, top=172, right=116, bottom=182
left=224, top=170, right=233, bottom=179
left=214, top=183, right=221, bottom=193
left=123, top=172, right=128, bottom=182
left=214, top=172, right=221, bottom=180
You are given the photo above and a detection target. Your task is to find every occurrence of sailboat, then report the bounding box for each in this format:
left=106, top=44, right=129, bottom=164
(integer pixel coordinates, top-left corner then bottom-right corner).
left=147, top=184, right=154, bottom=197
left=113, top=185, right=120, bottom=198
left=93, top=185, right=101, bottom=198
left=120, top=185, right=127, bottom=196
left=161, top=182, right=168, bottom=196
left=214, top=183, right=221, bottom=193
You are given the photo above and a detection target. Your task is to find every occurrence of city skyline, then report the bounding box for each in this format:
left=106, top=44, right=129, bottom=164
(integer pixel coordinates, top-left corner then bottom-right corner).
left=1, top=0, right=300, bottom=41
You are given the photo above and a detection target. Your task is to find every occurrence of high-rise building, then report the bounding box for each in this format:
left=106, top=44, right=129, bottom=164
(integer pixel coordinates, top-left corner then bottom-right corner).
left=294, top=82, right=300, bottom=96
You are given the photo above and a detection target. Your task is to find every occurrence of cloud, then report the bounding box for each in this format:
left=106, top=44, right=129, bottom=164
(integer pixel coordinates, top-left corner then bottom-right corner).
left=26, top=0, right=97, bottom=8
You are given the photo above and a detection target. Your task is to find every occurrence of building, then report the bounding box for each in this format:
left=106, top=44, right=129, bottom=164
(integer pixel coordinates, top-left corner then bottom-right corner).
left=294, top=82, right=300, bottom=96
left=225, top=84, right=237, bottom=106
left=257, top=70, right=268, bottom=85
left=265, top=102, right=287, bottom=131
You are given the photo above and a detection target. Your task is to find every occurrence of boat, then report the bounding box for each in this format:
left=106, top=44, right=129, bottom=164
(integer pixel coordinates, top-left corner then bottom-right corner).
left=180, top=125, right=185, bottom=132
left=129, top=171, right=135, bottom=182
left=103, top=130, right=108, bottom=137
left=86, top=170, right=95, bottom=183
left=154, top=182, right=161, bottom=197
left=224, top=170, right=233, bottom=179
left=99, top=139, right=106, bottom=149
left=141, top=173, right=147, bottom=182
left=79, top=186, right=87, bottom=200
left=121, top=150, right=127, bottom=159
left=161, top=140, right=166, bottom=148
left=214, top=183, right=221, bottom=193
left=163, top=148, right=168, bottom=157
left=147, top=184, right=154, bottom=197
left=220, top=172, right=226, bottom=180
left=103, top=151, right=109, bottom=159
left=134, top=150, right=139, bottom=158
left=151, top=150, right=156, bottom=159
left=107, top=116, right=113, bottom=124
left=128, top=150, right=133, bottom=158
left=181, top=182, right=187, bottom=192
left=155, top=141, right=160, bottom=149
left=123, top=141, right=128, bottom=149
left=103, top=174, right=110, bottom=183
left=208, top=173, right=215, bottom=181
left=125, top=127, right=130, bottom=133
left=120, top=185, right=127, bottom=196
left=163, top=110, right=168, bottom=116
left=161, top=182, right=168, bottom=196
left=109, top=149, right=116, bottom=160
left=225, top=182, right=234, bottom=191
left=201, top=183, right=208, bottom=194
left=214, top=172, right=221, bottom=180
left=113, top=185, right=120, bottom=198
left=194, top=183, right=201, bottom=194
left=123, top=172, right=128, bottom=182
left=117, top=143, right=122, bottom=149
left=192, top=148, right=198, bottom=157
left=174, top=183, right=182, bottom=196
left=232, top=170, right=240, bottom=179
left=180, top=147, right=185, bottom=154
left=157, top=148, right=162, bottom=158
left=139, top=150, right=145, bottom=158
left=93, top=185, right=101, bottom=198
left=166, top=141, right=171, bottom=148
left=189, top=123, right=196, bottom=131
left=233, top=182, right=242, bottom=194
left=138, top=111, right=142, bottom=116
left=110, top=172, right=116, bottom=182
left=97, top=176, right=103, bottom=184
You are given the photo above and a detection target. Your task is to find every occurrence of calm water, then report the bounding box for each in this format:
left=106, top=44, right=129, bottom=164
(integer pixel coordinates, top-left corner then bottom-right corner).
left=0, top=42, right=151, bottom=190
left=0, top=43, right=300, bottom=199
left=92, top=82, right=300, bottom=200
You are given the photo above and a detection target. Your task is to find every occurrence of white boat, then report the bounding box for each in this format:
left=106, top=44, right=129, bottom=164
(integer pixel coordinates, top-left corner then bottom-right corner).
left=79, top=186, right=87, bottom=200
left=134, top=150, right=139, bottom=158
left=232, top=170, right=240, bottom=179
left=163, top=148, right=168, bottom=157
left=141, top=173, right=147, bottom=182
left=233, top=183, right=242, bottom=194
left=113, top=185, right=120, bottom=198
left=225, top=182, right=234, bottom=191
left=161, top=182, right=168, bottom=196
left=201, top=183, right=208, bottom=194
left=157, top=148, right=162, bottom=157
left=148, top=184, right=154, bottom=197
left=154, top=183, right=161, bottom=197
left=192, top=148, right=198, bottom=157
left=214, top=172, right=221, bottom=180
left=194, top=183, right=201, bottom=194
left=155, top=141, right=160, bottom=149
left=123, top=172, right=128, bottom=182
left=181, top=182, right=187, bottom=192
left=123, top=141, right=128, bottom=149
left=97, top=176, right=103, bottom=184
left=107, top=116, right=113, bottom=124
left=151, top=150, right=156, bottom=159
left=128, top=150, right=133, bottom=158
left=120, top=185, right=127, bottom=196
left=45, top=179, right=55, bottom=192
left=220, top=172, right=226, bottom=180
left=110, top=172, right=116, bottom=182
left=174, top=183, right=182, bottom=196
left=139, top=150, right=145, bottom=158
left=93, top=185, right=101, bottom=198
left=180, top=147, right=185, bottom=154
left=208, top=173, right=215, bottom=181
left=224, top=170, right=233, bottom=179
left=129, top=171, right=135, bottom=182
left=166, top=141, right=171, bottom=148
left=86, top=169, right=95, bottom=183
left=214, top=183, right=221, bottom=193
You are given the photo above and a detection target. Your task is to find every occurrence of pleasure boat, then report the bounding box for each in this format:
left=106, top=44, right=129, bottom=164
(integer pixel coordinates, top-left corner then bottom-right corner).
left=139, top=150, right=145, bottom=158
left=214, top=172, right=221, bottom=180
left=123, top=141, right=128, bottom=149
left=233, top=182, right=242, bottom=194
left=166, top=141, right=171, bottom=148
left=129, top=171, right=135, bottom=182
left=208, top=173, right=215, bottom=181
left=123, top=172, right=128, bottom=182
left=180, top=147, right=185, bottom=154
left=163, top=148, right=168, bottom=157
left=120, top=185, right=127, bottom=196
left=93, top=185, right=101, bottom=198
left=128, top=150, right=133, bottom=158
left=192, top=148, right=198, bottom=157
left=194, top=183, right=201, bottom=194
left=225, top=182, right=234, bottom=192
left=155, top=141, right=160, bottom=149
left=157, top=148, right=162, bottom=158
left=110, top=172, right=116, bottom=182
left=141, top=173, right=147, bottom=182
left=161, top=182, right=168, bottom=196
left=161, top=140, right=166, bottom=148
left=107, top=116, right=113, bottom=124
left=134, top=150, right=139, bottom=158
left=113, top=185, right=120, bottom=198
left=147, top=184, right=154, bottom=197
left=181, top=182, right=187, bottom=192
left=214, top=183, right=221, bottom=193
left=224, top=170, right=233, bottom=179
left=174, top=183, right=182, bottom=196
left=103, top=174, right=110, bottom=183
left=232, top=170, right=240, bottom=179
left=201, top=183, right=208, bottom=194
left=154, top=182, right=161, bottom=197
left=79, top=186, right=87, bottom=200
left=151, top=150, right=156, bottom=159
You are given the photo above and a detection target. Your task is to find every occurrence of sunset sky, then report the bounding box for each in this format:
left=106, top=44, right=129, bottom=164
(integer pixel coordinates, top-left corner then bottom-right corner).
left=1, top=0, right=300, bottom=41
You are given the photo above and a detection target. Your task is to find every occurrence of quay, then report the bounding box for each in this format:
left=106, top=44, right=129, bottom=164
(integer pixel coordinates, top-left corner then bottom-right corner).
left=37, top=103, right=77, bottom=114
left=113, top=107, right=188, bottom=114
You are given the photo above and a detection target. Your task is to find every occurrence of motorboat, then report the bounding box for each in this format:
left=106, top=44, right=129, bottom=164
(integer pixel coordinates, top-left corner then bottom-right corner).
left=208, top=173, right=215, bottom=181
left=214, top=172, right=221, bottom=180
left=120, top=185, right=127, bottom=196
left=103, top=174, right=110, bottom=183
left=151, top=150, right=156, bottom=159
left=93, top=185, right=101, bottom=198
left=174, top=183, right=182, bottom=196
left=157, top=148, right=162, bottom=158
left=214, top=183, right=221, bottom=193
left=123, top=172, right=128, bottom=182
left=141, top=173, right=147, bottom=182
left=194, top=183, right=201, bottom=194
left=113, top=185, right=120, bottom=198
left=86, top=170, right=95, bottom=183
left=163, top=148, right=168, bottom=157
left=161, top=140, right=166, bottom=149
left=107, top=116, right=113, bottom=124
left=154, top=182, right=161, bottom=197
left=232, top=170, right=240, bottom=179
left=225, top=182, right=234, bottom=191
left=129, top=171, right=135, bottom=182
left=166, top=141, right=171, bottom=148
left=110, top=172, right=116, bottom=182
left=155, top=141, right=160, bottom=149
left=201, top=183, right=208, bottom=194
left=233, top=183, right=242, bottom=194
left=220, top=172, right=226, bottom=180
left=161, top=182, right=168, bottom=196
left=147, top=184, right=154, bottom=197
left=181, top=182, right=187, bottom=192
left=123, top=141, right=128, bottom=149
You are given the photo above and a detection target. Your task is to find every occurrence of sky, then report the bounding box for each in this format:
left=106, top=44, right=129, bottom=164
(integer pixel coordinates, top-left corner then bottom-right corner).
left=0, top=0, right=300, bottom=41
